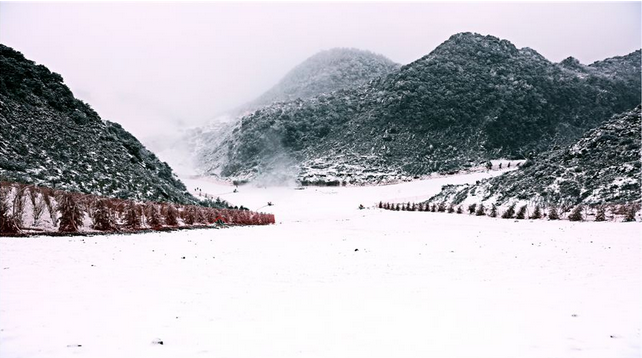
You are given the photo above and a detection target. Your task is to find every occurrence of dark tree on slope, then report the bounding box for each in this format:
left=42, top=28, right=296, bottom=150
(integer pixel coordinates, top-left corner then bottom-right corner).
left=468, top=203, right=477, bottom=214
left=489, top=204, right=497, bottom=218
left=501, top=204, right=516, bottom=219
left=447, top=204, right=455, bottom=213
left=594, top=206, right=606, bottom=222
left=515, top=205, right=527, bottom=220
left=548, top=207, right=560, bottom=220
left=623, top=204, right=639, bottom=222
left=57, top=193, right=84, bottom=233
left=92, top=199, right=117, bottom=231
left=530, top=205, right=542, bottom=219
left=475, top=203, right=486, bottom=216
left=568, top=205, right=584, bottom=222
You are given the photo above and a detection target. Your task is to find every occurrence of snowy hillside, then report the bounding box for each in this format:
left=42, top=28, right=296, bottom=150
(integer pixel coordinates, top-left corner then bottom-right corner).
left=240, top=48, right=400, bottom=113
left=1, top=173, right=640, bottom=358
left=202, top=33, right=641, bottom=185
left=190, top=48, right=399, bottom=180
left=426, top=106, right=641, bottom=216
left=0, top=44, right=195, bottom=204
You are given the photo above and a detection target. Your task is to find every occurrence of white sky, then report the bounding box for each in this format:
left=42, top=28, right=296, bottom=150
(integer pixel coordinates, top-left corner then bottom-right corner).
left=0, top=2, right=640, bottom=139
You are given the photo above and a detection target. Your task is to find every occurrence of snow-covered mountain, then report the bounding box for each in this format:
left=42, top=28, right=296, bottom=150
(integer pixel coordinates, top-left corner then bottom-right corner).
left=238, top=48, right=400, bottom=114
left=0, top=44, right=196, bottom=204
left=200, top=33, right=641, bottom=185
left=427, top=106, right=641, bottom=208
left=191, top=48, right=400, bottom=182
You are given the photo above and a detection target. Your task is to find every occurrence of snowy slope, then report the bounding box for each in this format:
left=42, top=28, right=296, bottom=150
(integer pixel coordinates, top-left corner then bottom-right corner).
left=202, top=33, right=641, bottom=184
left=427, top=106, right=642, bottom=212
left=0, top=44, right=195, bottom=204
left=239, top=48, right=400, bottom=114
left=1, top=173, right=640, bottom=358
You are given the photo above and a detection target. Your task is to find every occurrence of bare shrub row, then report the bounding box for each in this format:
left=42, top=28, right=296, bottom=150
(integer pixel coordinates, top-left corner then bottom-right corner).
left=377, top=201, right=639, bottom=222
left=0, top=181, right=275, bottom=236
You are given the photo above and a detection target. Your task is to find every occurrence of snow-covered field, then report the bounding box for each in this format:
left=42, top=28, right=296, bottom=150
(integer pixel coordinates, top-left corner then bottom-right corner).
left=1, top=172, right=640, bottom=358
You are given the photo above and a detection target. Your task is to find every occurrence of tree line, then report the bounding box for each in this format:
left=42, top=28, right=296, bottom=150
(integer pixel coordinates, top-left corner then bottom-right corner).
left=0, top=181, right=275, bottom=236
left=377, top=201, right=639, bottom=222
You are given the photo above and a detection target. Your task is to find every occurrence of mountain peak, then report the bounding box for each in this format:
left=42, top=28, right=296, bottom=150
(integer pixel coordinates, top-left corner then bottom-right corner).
left=242, top=47, right=399, bottom=110
left=559, top=56, right=584, bottom=70
left=422, top=32, right=519, bottom=64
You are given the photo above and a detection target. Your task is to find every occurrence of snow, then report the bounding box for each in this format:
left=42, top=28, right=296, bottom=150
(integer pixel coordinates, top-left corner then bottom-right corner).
left=1, top=173, right=640, bottom=358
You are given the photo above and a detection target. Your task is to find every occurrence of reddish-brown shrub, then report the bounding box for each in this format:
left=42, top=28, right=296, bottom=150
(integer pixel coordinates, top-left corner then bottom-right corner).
left=123, top=201, right=142, bottom=230
left=92, top=199, right=117, bottom=231
left=57, top=193, right=84, bottom=233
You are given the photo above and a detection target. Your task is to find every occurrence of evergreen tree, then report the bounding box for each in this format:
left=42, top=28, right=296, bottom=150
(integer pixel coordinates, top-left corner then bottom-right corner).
left=489, top=204, right=497, bottom=217
left=623, top=204, right=638, bottom=222
left=437, top=202, right=446, bottom=212
left=468, top=203, right=477, bottom=214
left=515, top=205, right=527, bottom=219
left=530, top=205, right=542, bottom=219
left=548, top=206, right=560, bottom=220
left=447, top=204, right=455, bottom=213
left=568, top=205, right=584, bottom=221
left=595, top=206, right=606, bottom=222
left=501, top=203, right=516, bottom=219
left=57, top=193, right=84, bottom=233
left=456, top=206, right=463, bottom=214
left=475, top=203, right=486, bottom=216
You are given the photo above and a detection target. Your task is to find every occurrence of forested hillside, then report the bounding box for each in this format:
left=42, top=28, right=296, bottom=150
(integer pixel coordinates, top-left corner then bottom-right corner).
left=202, top=33, right=641, bottom=185
left=0, top=44, right=196, bottom=203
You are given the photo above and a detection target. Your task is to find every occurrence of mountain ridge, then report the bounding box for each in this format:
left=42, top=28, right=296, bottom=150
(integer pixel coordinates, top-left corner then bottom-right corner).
left=200, top=32, right=641, bottom=185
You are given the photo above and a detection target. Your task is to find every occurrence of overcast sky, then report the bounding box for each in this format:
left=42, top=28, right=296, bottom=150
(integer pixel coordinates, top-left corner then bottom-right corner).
left=0, top=2, right=640, bottom=140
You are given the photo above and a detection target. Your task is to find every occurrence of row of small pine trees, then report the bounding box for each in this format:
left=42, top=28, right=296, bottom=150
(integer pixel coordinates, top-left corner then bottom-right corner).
left=377, top=201, right=639, bottom=222
left=0, top=181, right=275, bottom=236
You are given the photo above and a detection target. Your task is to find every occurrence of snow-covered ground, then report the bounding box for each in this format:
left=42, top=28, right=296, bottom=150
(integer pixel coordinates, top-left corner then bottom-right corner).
left=1, top=172, right=640, bottom=358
